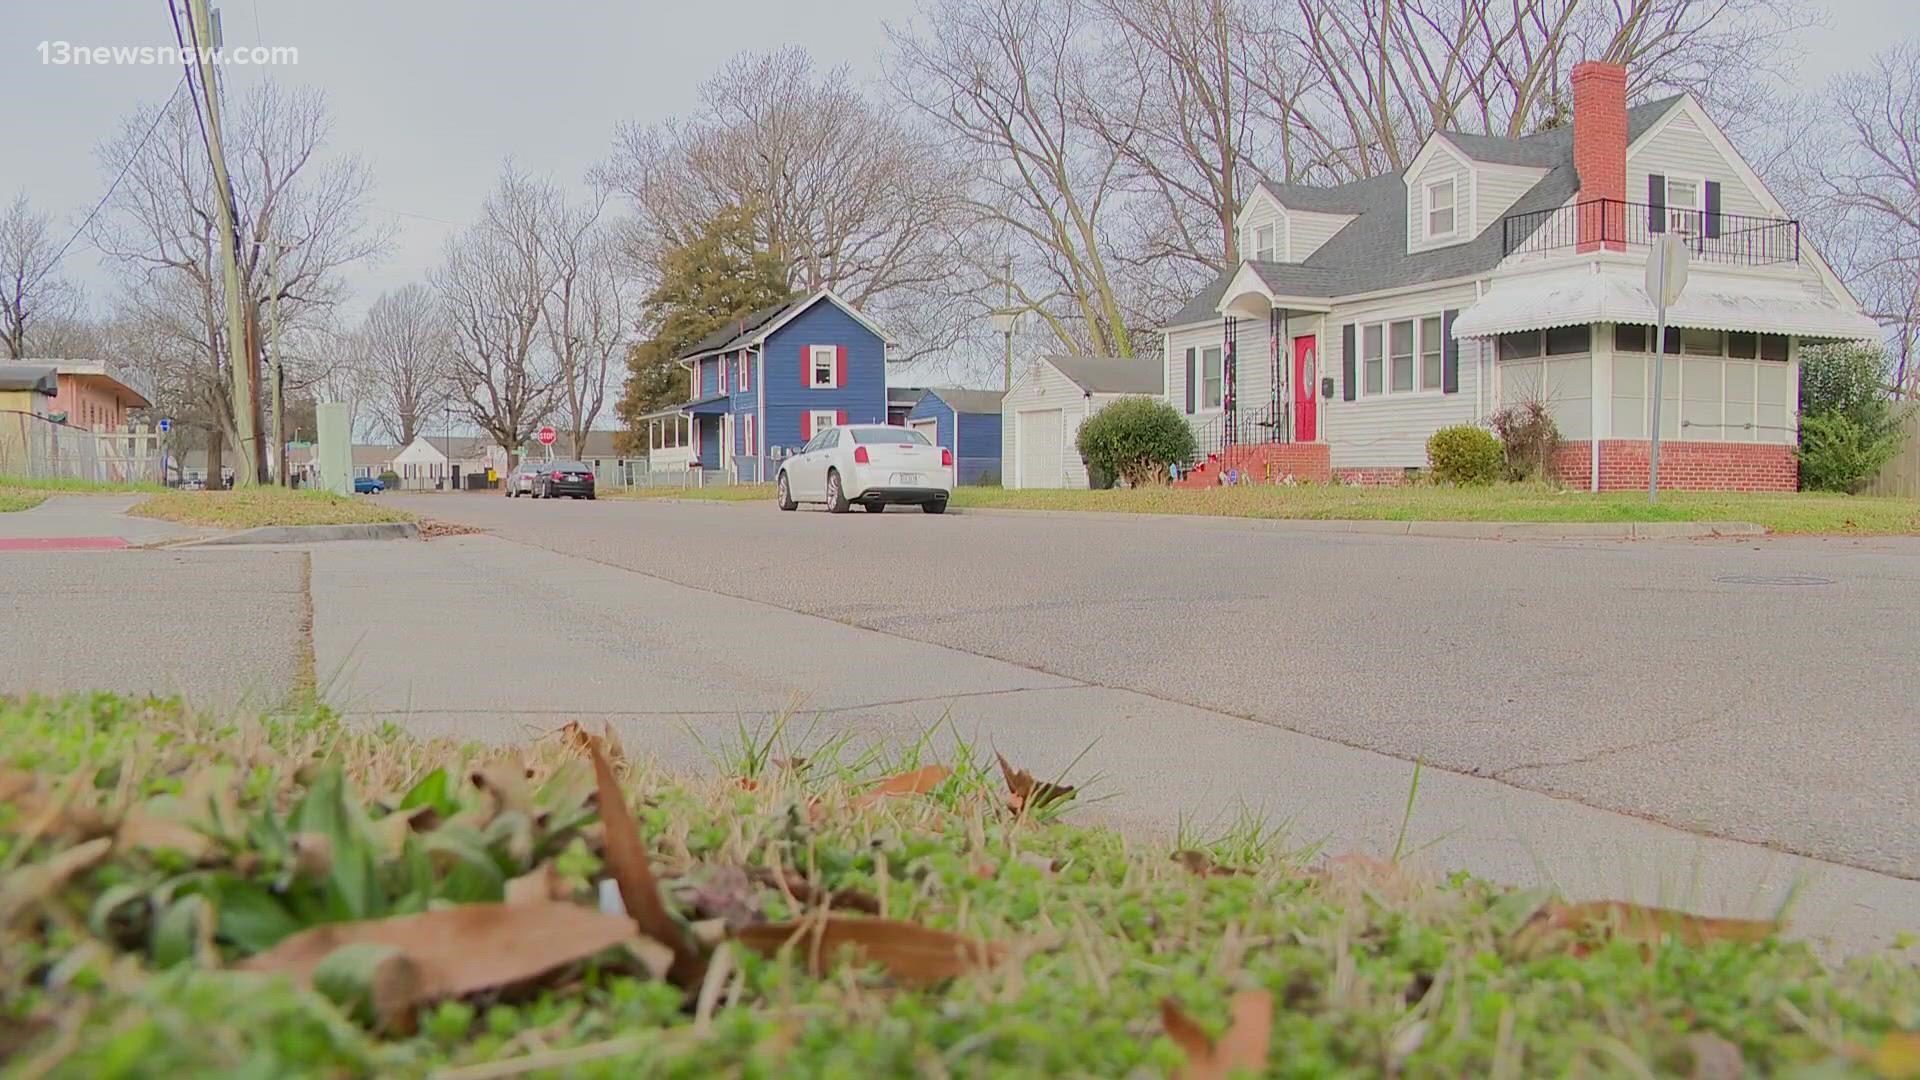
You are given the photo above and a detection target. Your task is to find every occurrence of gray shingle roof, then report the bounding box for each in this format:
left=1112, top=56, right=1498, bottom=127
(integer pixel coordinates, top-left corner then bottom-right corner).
left=923, top=388, right=1006, bottom=415
left=677, top=296, right=802, bottom=360
left=1042, top=355, right=1164, bottom=395
left=0, top=364, right=58, bottom=394
left=1172, top=97, right=1686, bottom=328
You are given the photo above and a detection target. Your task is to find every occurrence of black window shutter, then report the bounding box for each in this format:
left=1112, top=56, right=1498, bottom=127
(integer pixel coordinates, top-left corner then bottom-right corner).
left=1647, top=174, right=1666, bottom=234
left=1704, top=180, right=1722, bottom=238
left=1441, top=309, right=1460, bottom=394
left=1341, top=324, right=1357, bottom=402
left=1184, top=348, right=1196, bottom=413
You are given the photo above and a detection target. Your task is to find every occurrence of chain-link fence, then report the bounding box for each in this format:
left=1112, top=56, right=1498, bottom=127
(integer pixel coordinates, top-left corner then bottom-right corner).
left=0, top=412, right=165, bottom=484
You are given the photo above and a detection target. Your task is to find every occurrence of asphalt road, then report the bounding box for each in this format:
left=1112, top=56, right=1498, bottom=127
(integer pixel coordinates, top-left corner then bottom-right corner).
left=397, top=492, right=1920, bottom=882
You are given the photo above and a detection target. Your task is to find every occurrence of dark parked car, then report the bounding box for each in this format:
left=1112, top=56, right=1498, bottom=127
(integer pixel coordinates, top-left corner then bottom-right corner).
left=532, top=461, right=595, bottom=500
left=353, top=476, right=384, bottom=494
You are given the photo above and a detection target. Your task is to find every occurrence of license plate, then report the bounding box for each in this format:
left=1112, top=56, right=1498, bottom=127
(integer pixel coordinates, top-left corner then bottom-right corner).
left=892, top=472, right=923, bottom=485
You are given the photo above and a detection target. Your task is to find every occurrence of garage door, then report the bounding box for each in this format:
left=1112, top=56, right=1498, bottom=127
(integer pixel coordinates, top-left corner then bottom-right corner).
left=1018, top=409, right=1063, bottom=488
left=910, top=418, right=939, bottom=443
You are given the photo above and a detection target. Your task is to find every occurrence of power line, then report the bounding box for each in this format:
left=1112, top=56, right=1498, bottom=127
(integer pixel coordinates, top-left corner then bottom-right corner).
left=45, top=75, right=187, bottom=274
left=166, top=0, right=221, bottom=220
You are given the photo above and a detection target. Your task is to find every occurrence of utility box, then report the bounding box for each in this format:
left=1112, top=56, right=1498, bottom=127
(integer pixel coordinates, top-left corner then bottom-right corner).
left=316, top=402, right=351, bottom=496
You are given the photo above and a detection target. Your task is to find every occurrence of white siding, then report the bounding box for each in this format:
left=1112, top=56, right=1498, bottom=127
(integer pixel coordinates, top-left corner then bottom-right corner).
left=1002, top=359, right=1091, bottom=489
left=1288, top=210, right=1354, bottom=261
left=1166, top=316, right=1312, bottom=442
left=1475, top=166, right=1547, bottom=233
left=1628, top=109, right=1767, bottom=219
left=1407, top=148, right=1475, bottom=254
left=1236, top=189, right=1287, bottom=262
left=1322, top=282, right=1485, bottom=467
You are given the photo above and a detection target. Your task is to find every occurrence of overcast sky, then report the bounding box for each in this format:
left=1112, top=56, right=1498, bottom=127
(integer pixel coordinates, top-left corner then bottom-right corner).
left=4, top=0, right=1910, bottom=331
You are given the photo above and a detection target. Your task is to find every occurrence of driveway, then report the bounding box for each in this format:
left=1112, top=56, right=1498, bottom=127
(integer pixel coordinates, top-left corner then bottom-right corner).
left=396, top=492, right=1920, bottom=883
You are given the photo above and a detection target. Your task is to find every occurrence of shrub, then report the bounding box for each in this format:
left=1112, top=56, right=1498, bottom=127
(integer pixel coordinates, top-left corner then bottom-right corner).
left=377, top=470, right=400, bottom=488
left=1800, top=342, right=1889, bottom=423
left=1425, top=425, right=1502, bottom=486
left=1797, top=411, right=1905, bottom=493
left=1488, top=400, right=1561, bottom=482
left=1074, top=396, right=1196, bottom=488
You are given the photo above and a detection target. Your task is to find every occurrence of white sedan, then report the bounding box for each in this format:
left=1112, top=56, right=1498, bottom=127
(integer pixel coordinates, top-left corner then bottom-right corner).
left=776, top=424, right=952, bottom=514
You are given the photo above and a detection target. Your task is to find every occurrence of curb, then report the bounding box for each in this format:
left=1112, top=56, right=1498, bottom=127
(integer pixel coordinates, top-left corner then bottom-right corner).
left=942, top=505, right=1764, bottom=539
left=175, top=521, right=420, bottom=546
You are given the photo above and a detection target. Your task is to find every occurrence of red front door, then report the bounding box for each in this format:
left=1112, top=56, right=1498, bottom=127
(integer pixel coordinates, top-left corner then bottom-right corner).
left=1292, top=336, right=1318, bottom=442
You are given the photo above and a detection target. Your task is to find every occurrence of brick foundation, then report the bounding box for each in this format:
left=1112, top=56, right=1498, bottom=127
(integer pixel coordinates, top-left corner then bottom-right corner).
left=1551, top=440, right=1797, bottom=492
left=1174, top=442, right=1330, bottom=487
left=1334, top=467, right=1413, bottom=487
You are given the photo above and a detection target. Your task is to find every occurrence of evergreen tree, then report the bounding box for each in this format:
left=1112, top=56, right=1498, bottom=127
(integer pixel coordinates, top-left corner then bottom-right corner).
left=617, top=205, right=791, bottom=447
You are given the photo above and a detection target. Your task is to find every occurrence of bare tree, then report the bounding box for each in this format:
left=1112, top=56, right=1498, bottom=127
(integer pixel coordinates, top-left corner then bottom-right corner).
left=357, top=283, right=450, bottom=444
left=435, top=164, right=563, bottom=455
left=91, top=83, right=388, bottom=479
left=601, top=47, right=971, bottom=359
left=1783, top=41, right=1920, bottom=396
left=892, top=0, right=1147, bottom=357
left=0, top=194, right=83, bottom=359
left=540, top=192, right=631, bottom=457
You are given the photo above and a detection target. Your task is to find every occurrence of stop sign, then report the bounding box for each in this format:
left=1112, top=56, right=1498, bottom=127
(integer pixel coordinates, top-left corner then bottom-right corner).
left=537, top=426, right=556, bottom=447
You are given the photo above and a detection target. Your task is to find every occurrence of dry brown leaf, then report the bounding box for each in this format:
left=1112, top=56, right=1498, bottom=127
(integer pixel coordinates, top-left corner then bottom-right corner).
left=1686, top=1032, right=1745, bottom=1080
left=1520, top=900, right=1780, bottom=953
left=734, top=915, right=1006, bottom=986
left=469, top=764, right=534, bottom=817
left=1172, top=850, right=1245, bottom=878
left=289, top=833, right=335, bottom=882
left=241, top=902, right=637, bottom=1010
left=114, top=804, right=212, bottom=859
left=584, top=733, right=705, bottom=988
left=506, top=862, right=571, bottom=905
left=1852, top=1031, right=1920, bottom=1080
left=1161, top=991, right=1273, bottom=1080
left=0, top=837, right=113, bottom=928
left=370, top=806, right=439, bottom=860
left=996, top=753, right=1076, bottom=814
left=555, top=721, right=623, bottom=768
left=0, top=771, right=109, bottom=841
left=849, top=766, right=951, bottom=810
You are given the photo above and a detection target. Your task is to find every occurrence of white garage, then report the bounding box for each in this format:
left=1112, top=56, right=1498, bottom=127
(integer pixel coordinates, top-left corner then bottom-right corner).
left=1001, top=355, right=1166, bottom=489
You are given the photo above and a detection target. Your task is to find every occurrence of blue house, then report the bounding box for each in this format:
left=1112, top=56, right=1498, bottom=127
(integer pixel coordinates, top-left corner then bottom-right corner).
left=637, top=290, right=895, bottom=482
left=905, top=388, right=1005, bottom=485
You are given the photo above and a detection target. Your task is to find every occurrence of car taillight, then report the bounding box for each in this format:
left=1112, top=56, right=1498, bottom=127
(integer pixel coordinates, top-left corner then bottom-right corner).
left=853, top=446, right=870, bottom=464
left=551, top=470, right=563, bottom=480
left=584, top=472, right=594, bottom=482
left=941, top=448, right=953, bottom=467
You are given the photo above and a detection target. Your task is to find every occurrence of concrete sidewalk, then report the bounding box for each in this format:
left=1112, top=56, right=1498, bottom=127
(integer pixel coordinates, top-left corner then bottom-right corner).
left=0, top=494, right=222, bottom=546
left=312, top=532, right=1920, bottom=956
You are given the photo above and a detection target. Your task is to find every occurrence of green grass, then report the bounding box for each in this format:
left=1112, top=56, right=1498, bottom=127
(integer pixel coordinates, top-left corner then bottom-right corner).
left=0, top=490, right=47, bottom=512
left=0, top=474, right=169, bottom=495
left=622, top=482, right=1920, bottom=534
left=2, top=694, right=1916, bottom=1077
left=127, top=489, right=414, bottom=529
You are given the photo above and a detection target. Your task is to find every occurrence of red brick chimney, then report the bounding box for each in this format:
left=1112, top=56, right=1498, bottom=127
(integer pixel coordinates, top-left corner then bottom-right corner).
left=1571, top=61, right=1627, bottom=252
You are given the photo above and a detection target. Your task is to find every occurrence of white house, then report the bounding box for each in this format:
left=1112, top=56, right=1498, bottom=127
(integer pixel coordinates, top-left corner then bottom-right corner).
left=1001, top=355, right=1163, bottom=489
left=1159, top=60, right=1879, bottom=490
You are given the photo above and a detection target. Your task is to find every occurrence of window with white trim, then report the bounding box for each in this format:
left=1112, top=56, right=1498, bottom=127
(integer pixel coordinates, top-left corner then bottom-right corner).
left=1424, top=178, right=1456, bottom=239
left=1659, top=175, right=1704, bottom=235
left=1389, top=320, right=1415, bottom=392
left=1419, top=316, right=1443, bottom=391
left=808, top=409, right=837, bottom=436
left=809, top=346, right=837, bottom=388
left=1201, top=346, right=1223, bottom=409
left=743, top=414, right=757, bottom=456
left=1253, top=224, right=1276, bottom=262
left=737, top=352, right=750, bottom=392
left=1362, top=324, right=1384, bottom=395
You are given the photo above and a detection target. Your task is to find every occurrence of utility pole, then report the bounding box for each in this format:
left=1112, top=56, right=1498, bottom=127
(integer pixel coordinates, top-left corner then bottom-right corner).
left=185, top=0, right=256, bottom=486
left=1002, top=255, right=1013, bottom=392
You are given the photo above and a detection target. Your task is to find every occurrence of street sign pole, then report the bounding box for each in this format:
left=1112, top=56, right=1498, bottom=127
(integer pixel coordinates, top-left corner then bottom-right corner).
left=1644, top=235, right=1690, bottom=503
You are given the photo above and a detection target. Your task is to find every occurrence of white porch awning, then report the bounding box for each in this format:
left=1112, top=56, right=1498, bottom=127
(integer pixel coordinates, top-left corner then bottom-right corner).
left=1451, top=263, right=1880, bottom=341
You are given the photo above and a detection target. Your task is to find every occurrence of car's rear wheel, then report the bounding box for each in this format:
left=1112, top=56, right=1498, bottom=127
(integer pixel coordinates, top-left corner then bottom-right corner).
left=825, top=470, right=849, bottom=514
left=862, top=502, right=884, bottom=513
left=923, top=497, right=948, bottom=515
left=776, top=473, right=797, bottom=511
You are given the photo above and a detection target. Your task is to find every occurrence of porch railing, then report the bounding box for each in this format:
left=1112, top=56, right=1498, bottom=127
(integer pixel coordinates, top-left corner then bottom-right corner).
left=1501, top=198, right=1800, bottom=267
left=1183, top=401, right=1287, bottom=470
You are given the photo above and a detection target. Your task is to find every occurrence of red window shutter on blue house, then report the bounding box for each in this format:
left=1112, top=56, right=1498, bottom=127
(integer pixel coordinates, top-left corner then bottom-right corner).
left=800, top=412, right=811, bottom=442
left=836, top=346, right=847, bottom=388
left=836, top=409, right=846, bottom=427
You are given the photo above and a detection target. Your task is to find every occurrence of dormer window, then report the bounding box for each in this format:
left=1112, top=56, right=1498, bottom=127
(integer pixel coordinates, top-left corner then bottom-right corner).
left=1424, top=179, right=1457, bottom=239
left=1253, top=224, right=1276, bottom=262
